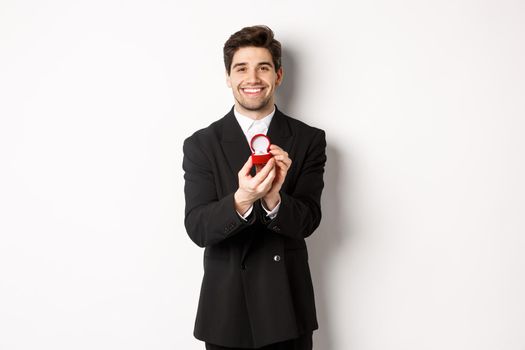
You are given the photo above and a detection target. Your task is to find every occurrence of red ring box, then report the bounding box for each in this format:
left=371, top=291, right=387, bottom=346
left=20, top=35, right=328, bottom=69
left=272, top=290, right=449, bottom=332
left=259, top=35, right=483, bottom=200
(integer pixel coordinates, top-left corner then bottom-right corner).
left=250, top=134, right=272, bottom=165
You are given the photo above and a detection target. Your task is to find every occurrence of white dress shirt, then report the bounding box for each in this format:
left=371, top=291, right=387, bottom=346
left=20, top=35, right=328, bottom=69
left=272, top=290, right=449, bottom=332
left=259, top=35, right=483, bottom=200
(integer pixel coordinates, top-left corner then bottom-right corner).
left=233, top=105, right=281, bottom=221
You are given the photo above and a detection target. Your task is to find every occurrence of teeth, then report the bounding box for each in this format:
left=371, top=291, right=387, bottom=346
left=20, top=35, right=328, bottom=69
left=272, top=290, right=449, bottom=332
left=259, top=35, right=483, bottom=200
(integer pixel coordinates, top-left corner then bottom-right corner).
left=243, top=88, right=261, bottom=93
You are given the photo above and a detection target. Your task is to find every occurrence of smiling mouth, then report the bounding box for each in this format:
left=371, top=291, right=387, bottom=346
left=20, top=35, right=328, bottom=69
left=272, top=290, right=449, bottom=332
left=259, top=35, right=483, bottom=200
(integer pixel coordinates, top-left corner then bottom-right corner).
left=241, top=87, right=265, bottom=96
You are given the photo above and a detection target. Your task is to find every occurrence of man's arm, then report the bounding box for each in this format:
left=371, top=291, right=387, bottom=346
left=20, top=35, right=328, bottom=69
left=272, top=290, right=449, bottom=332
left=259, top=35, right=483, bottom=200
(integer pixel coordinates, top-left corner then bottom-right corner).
left=183, top=135, right=256, bottom=248
left=183, top=134, right=277, bottom=247
left=260, top=129, right=327, bottom=240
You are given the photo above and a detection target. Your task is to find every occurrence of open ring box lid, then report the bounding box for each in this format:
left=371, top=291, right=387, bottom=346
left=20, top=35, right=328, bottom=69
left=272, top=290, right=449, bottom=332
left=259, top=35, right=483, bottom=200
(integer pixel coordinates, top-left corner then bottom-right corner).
left=250, top=134, right=272, bottom=165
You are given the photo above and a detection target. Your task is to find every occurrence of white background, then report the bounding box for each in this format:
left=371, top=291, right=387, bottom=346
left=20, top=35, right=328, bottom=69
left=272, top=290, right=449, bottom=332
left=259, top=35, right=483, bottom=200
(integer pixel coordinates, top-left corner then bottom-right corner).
left=1, top=1, right=524, bottom=349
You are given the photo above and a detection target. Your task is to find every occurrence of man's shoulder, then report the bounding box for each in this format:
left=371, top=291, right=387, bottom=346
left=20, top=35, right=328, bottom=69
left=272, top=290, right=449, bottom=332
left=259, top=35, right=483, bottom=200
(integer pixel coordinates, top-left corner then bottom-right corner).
left=183, top=109, right=232, bottom=147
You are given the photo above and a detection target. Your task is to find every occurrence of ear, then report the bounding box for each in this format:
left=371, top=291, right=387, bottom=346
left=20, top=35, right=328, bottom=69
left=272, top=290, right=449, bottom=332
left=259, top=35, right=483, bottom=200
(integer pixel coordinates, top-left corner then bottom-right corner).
left=226, top=70, right=232, bottom=88
left=275, top=66, right=284, bottom=86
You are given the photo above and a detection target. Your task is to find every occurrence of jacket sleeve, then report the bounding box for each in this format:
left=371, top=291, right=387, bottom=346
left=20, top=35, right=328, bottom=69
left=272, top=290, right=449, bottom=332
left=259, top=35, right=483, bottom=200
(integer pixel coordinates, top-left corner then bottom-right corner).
left=259, top=129, right=327, bottom=240
left=182, top=135, right=255, bottom=248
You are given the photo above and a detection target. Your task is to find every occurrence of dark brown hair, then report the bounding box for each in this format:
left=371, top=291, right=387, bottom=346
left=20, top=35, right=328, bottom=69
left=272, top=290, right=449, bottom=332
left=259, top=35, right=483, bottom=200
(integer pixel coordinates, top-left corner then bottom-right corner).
left=223, top=25, right=282, bottom=75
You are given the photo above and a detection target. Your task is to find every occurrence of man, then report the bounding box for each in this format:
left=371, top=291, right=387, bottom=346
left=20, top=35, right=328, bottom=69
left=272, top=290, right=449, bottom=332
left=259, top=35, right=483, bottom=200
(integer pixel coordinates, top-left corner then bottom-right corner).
left=183, top=25, right=327, bottom=349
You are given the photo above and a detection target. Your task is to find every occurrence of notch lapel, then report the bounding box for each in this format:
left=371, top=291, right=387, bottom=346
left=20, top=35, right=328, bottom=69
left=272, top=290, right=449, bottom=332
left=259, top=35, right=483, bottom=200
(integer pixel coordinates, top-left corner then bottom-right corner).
left=219, top=107, right=253, bottom=180
left=266, top=106, right=294, bottom=191
left=266, top=106, right=293, bottom=153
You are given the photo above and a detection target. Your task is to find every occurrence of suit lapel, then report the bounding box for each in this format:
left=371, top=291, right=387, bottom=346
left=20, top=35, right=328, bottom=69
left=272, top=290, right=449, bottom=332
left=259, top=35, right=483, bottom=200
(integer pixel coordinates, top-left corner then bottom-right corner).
left=219, top=107, right=253, bottom=180
left=267, top=106, right=292, bottom=145
left=267, top=106, right=294, bottom=191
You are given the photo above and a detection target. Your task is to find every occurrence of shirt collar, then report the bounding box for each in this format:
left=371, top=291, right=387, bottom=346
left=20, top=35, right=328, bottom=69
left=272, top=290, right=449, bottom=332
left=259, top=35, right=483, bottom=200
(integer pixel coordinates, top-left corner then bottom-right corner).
left=234, top=105, right=276, bottom=135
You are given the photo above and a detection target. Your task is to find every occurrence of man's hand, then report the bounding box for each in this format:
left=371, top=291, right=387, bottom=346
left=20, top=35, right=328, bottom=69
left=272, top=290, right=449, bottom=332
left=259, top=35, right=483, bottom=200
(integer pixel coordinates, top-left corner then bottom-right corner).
left=234, top=156, right=276, bottom=215
left=261, top=144, right=292, bottom=210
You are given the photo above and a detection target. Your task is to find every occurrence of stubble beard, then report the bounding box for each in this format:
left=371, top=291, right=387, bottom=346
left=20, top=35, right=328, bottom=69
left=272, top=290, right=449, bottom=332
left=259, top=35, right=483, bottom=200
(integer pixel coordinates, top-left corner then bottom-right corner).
left=235, top=90, right=272, bottom=112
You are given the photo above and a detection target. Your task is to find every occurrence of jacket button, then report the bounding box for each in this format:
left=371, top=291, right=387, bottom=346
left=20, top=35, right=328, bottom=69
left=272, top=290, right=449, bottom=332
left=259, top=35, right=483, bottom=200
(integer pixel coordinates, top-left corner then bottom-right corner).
left=273, top=255, right=281, bottom=262
left=241, top=263, right=246, bottom=270
left=273, top=226, right=281, bottom=232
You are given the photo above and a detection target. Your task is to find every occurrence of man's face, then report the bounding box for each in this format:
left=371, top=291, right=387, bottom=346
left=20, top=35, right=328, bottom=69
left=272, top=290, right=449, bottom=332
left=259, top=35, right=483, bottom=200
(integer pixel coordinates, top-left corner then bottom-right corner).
left=226, top=46, right=283, bottom=117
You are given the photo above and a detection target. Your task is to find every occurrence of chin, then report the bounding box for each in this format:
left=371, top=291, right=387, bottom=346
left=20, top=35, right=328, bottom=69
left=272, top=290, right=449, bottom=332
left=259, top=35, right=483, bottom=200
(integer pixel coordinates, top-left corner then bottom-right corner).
left=239, top=99, right=272, bottom=112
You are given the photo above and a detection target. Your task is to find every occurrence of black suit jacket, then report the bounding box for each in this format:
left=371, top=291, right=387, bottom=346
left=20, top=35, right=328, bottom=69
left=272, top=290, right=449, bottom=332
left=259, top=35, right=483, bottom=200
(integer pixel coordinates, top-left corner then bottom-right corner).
left=182, top=105, right=326, bottom=348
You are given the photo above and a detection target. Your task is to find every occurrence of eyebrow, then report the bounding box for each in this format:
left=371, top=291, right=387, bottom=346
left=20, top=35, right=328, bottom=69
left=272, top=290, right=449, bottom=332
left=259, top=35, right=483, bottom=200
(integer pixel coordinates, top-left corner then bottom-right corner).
left=232, top=61, right=274, bottom=69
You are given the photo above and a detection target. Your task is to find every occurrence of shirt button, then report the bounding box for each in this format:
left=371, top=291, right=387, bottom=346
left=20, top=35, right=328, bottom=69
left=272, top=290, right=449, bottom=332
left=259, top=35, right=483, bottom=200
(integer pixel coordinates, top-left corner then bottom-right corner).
left=273, top=255, right=281, bottom=262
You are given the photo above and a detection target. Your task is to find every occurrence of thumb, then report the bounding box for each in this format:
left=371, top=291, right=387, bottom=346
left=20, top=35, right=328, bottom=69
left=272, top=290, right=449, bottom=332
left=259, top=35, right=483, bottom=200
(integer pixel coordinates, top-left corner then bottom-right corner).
left=239, top=155, right=253, bottom=176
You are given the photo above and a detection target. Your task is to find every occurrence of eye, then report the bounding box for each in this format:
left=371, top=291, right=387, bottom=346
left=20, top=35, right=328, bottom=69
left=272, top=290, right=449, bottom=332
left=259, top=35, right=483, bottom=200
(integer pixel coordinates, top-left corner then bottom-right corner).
left=237, top=67, right=246, bottom=72
left=260, top=66, right=270, bottom=71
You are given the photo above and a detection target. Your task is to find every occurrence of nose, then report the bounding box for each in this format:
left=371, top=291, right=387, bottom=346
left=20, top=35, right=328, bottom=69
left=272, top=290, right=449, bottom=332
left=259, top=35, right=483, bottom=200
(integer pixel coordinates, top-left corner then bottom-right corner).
left=246, top=68, right=261, bottom=83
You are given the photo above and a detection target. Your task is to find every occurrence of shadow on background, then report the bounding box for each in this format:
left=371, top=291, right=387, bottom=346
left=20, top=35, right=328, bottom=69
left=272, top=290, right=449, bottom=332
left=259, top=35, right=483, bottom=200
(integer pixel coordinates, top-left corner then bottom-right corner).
left=277, top=46, right=346, bottom=350
left=275, top=46, right=299, bottom=114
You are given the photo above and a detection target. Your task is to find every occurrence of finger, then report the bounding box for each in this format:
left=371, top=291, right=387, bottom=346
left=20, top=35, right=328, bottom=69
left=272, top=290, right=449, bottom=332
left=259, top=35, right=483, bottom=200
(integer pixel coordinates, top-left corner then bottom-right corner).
left=273, top=155, right=292, bottom=168
left=239, top=156, right=253, bottom=177
left=275, top=160, right=291, bottom=172
left=253, top=158, right=275, bottom=182
left=269, top=150, right=288, bottom=159
left=272, top=154, right=290, bottom=162
left=260, top=166, right=276, bottom=189
left=269, top=144, right=283, bottom=151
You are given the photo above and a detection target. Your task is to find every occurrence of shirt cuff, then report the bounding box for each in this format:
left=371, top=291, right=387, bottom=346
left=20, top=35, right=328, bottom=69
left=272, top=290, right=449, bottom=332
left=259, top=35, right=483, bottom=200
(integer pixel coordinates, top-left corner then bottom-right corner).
left=261, top=200, right=280, bottom=220
left=236, top=205, right=253, bottom=221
